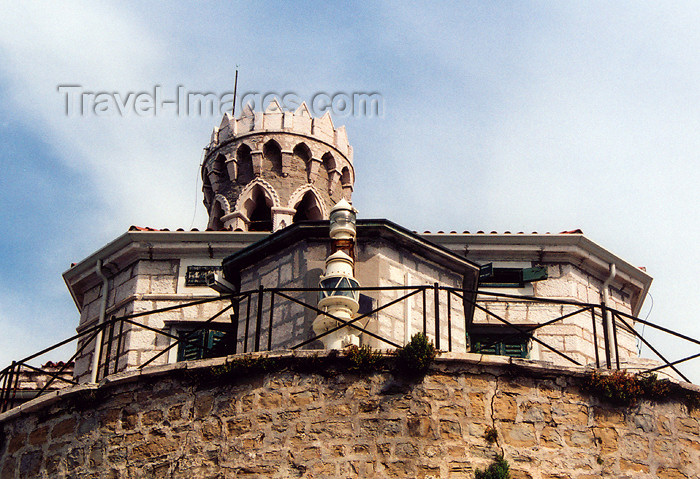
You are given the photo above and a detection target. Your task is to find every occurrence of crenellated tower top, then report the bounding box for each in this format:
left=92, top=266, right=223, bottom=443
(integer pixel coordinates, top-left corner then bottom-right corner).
left=201, top=100, right=355, bottom=232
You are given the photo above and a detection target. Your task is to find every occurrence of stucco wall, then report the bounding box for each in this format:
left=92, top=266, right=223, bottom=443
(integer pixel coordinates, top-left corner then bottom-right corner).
left=1, top=353, right=698, bottom=479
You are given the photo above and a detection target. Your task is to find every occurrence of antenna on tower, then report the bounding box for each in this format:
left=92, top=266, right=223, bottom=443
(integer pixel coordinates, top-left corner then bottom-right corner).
left=232, top=67, right=239, bottom=117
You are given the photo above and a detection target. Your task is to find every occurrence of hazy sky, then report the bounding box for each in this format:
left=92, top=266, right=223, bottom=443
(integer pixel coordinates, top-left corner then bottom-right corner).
left=1, top=2, right=698, bottom=381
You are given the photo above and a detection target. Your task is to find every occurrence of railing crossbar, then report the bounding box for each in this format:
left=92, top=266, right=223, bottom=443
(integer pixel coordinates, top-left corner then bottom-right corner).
left=280, top=289, right=420, bottom=350
left=642, top=351, right=700, bottom=376
left=138, top=303, right=233, bottom=370
left=613, top=312, right=690, bottom=383
left=14, top=362, right=78, bottom=386
left=466, top=299, right=583, bottom=366
left=474, top=306, right=593, bottom=357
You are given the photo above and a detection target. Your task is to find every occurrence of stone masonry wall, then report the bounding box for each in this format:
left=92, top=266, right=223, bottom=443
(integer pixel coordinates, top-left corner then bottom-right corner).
left=1, top=352, right=699, bottom=478
left=475, top=262, right=638, bottom=368
left=234, top=237, right=468, bottom=354
left=358, top=240, right=466, bottom=353
left=74, top=258, right=231, bottom=383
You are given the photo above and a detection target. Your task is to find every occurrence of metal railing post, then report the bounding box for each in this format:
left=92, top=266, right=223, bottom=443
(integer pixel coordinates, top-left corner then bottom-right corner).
left=600, top=302, right=612, bottom=369
left=267, top=291, right=275, bottom=351
left=244, top=293, right=252, bottom=353
left=422, top=287, right=427, bottom=335
left=114, top=318, right=124, bottom=374
left=611, top=312, right=621, bottom=370
left=434, top=282, right=440, bottom=350
left=9, top=363, right=19, bottom=410
left=102, top=318, right=115, bottom=380
left=230, top=294, right=240, bottom=355
left=0, top=363, right=13, bottom=412
left=255, top=285, right=264, bottom=352
left=590, top=307, right=600, bottom=368
left=447, top=289, right=452, bottom=352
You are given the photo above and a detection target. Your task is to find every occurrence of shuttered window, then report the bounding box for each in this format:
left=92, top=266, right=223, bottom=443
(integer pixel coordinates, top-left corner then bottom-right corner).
left=479, top=265, right=548, bottom=288
left=470, top=334, right=529, bottom=358
left=177, top=329, right=226, bottom=362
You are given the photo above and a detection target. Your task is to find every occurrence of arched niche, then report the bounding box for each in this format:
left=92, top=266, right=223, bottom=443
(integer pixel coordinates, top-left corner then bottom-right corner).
left=340, top=166, right=352, bottom=186
left=236, top=143, right=254, bottom=184
left=207, top=195, right=231, bottom=231
left=212, top=154, right=229, bottom=182
left=263, top=140, right=283, bottom=176
left=318, top=152, right=336, bottom=192
left=293, top=190, right=324, bottom=223
left=243, top=184, right=275, bottom=232
left=293, top=143, right=313, bottom=181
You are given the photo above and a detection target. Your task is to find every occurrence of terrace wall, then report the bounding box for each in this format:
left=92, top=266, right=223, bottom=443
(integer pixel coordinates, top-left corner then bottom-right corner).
left=1, top=353, right=698, bottom=478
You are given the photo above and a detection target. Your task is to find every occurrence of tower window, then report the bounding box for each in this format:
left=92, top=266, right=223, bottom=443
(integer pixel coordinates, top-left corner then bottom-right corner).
left=479, top=265, right=548, bottom=288
left=246, top=186, right=273, bottom=231
left=177, top=329, right=226, bottom=361
left=236, top=144, right=254, bottom=183
left=212, top=153, right=229, bottom=185
left=293, top=143, right=312, bottom=181
left=468, top=330, right=530, bottom=358
left=263, top=140, right=283, bottom=176
left=293, top=190, right=323, bottom=223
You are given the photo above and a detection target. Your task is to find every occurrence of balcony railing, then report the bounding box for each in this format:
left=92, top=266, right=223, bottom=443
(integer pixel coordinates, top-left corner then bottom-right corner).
left=2, top=284, right=699, bottom=413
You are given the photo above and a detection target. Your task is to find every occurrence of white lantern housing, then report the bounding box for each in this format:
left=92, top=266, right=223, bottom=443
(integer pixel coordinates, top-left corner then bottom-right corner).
left=329, top=198, right=357, bottom=240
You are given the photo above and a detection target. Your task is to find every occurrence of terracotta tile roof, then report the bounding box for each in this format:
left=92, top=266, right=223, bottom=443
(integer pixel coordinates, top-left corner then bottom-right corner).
left=41, top=361, right=74, bottom=369
left=416, top=229, right=584, bottom=235
left=128, top=225, right=201, bottom=232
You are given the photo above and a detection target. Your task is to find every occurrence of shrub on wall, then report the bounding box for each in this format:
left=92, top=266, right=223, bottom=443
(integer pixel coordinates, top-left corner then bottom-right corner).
left=394, top=333, right=437, bottom=378
left=584, top=371, right=672, bottom=407
left=474, top=455, right=510, bottom=479
left=346, top=345, right=384, bottom=372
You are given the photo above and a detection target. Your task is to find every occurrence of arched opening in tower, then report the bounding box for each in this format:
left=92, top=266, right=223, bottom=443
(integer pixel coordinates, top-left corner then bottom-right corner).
left=320, top=152, right=336, bottom=193
left=293, top=190, right=324, bottom=223
left=244, top=185, right=273, bottom=231
left=340, top=166, right=353, bottom=200
left=212, top=153, right=229, bottom=189
left=263, top=140, right=283, bottom=176
left=293, top=143, right=312, bottom=181
left=208, top=200, right=225, bottom=230
left=236, top=144, right=254, bottom=184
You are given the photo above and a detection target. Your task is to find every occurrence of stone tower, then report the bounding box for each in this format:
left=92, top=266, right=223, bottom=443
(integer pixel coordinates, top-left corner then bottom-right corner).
left=201, top=100, right=355, bottom=232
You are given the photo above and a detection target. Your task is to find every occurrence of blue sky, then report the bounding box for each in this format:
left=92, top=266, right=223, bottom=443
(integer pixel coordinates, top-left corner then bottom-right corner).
left=1, top=2, right=699, bottom=381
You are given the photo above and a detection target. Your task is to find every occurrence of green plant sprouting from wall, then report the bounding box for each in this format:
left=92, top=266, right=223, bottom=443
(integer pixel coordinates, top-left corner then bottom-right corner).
left=191, top=333, right=441, bottom=382
left=584, top=370, right=671, bottom=407
left=484, top=425, right=498, bottom=444
left=207, top=355, right=280, bottom=380
left=474, top=455, right=510, bottom=479
left=346, top=345, right=384, bottom=372
left=394, top=332, right=438, bottom=377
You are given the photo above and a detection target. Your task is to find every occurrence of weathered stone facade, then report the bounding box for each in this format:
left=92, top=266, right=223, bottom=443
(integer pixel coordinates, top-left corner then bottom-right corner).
left=202, top=101, right=354, bottom=231
left=65, top=231, right=267, bottom=383
left=1, top=352, right=698, bottom=478
left=224, top=222, right=478, bottom=354
left=427, top=233, right=652, bottom=370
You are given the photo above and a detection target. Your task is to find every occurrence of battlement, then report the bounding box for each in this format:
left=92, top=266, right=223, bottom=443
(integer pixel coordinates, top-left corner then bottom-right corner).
left=208, top=100, right=352, bottom=161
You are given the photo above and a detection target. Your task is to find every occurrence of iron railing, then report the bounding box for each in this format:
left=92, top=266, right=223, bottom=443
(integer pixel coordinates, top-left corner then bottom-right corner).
left=2, top=284, right=699, bottom=412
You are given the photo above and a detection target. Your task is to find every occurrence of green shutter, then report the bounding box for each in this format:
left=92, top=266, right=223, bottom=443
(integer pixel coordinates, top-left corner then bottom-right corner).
left=502, top=341, right=528, bottom=358
left=473, top=337, right=499, bottom=355
left=178, top=330, right=206, bottom=361
left=177, top=329, right=227, bottom=362
left=522, top=266, right=548, bottom=283
left=470, top=334, right=529, bottom=359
